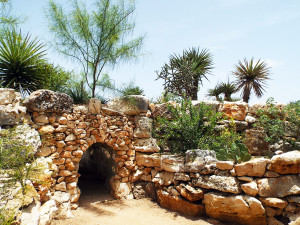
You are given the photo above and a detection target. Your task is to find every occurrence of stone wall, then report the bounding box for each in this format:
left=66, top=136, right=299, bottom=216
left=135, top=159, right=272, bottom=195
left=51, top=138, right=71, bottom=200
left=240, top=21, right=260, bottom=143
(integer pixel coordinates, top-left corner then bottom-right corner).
left=0, top=88, right=299, bottom=225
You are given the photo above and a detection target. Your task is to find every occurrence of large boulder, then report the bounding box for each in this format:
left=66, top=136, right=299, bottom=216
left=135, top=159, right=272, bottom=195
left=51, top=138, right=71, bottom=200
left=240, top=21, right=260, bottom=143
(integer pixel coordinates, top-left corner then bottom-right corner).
left=268, top=150, right=300, bottom=174
left=245, top=129, right=270, bottom=156
left=110, top=178, right=133, bottom=199
left=157, top=190, right=205, bottom=217
left=0, top=104, right=27, bottom=126
left=219, top=101, right=248, bottom=121
left=0, top=88, right=19, bottom=105
left=257, top=175, right=300, bottom=197
left=234, top=158, right=270, bottom=177
left=134, top=138, right=160, bottom=153
left=204, top=192, right=267, bottom=225
left=149, top=101, right=177, bottom=119
left=133, top=116, right=153, bottom=138
left=106, top=95, right=149, bottom=116
left=192, top=175, right=241, bottom=194
left=184, top=150, right=218, bottom=173
left=23, top=90, right=73, bottom=113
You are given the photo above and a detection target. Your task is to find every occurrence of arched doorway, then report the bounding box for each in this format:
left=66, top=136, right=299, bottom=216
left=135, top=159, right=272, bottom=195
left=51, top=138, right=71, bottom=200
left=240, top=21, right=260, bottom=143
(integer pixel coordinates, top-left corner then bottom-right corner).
left=77, top=143, right=116, bottom=204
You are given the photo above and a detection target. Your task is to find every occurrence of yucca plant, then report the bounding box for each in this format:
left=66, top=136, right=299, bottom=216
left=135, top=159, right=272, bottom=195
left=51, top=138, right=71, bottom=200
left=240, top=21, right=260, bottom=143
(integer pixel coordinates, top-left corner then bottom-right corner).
left=207, top=83, right=222, bottom=101
left=219, top=80, right=238, bottom=101
left=233, top=58, right=271, bottom=103
left=0, top=29, right=47, bottom=96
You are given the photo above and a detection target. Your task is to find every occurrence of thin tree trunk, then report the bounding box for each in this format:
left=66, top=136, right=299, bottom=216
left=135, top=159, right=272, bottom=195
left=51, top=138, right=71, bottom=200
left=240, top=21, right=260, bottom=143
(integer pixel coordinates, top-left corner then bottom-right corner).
left=191, top=78, right=198, bottom=100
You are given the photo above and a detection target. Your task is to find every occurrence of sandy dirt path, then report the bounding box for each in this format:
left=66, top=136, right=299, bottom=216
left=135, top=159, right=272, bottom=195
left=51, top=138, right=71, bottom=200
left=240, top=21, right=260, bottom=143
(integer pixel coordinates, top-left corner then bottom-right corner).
left=52, top=177, right=225, bottom=225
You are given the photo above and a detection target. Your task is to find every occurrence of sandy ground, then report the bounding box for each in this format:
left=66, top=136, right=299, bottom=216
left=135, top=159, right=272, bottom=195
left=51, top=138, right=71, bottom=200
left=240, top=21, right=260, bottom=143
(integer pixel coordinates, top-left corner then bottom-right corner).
left=52, top=177, right=225, bottom=225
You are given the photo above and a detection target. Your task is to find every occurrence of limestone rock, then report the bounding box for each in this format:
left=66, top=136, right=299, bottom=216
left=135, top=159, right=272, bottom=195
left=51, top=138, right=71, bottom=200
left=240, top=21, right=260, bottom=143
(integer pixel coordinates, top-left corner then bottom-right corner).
left=152, top=171, right=175, bottom=186
left=23, top=89, right=73, bottom=113
left=0, top=88, right=16, bottom=105
left=245, top=129, right=270, bottom=156
left=149, top=102, right=177, bottom=119
left=136, top=152, right=161, bottom=167
left=157, top=190, right=205, bottom=217
left=21, top=200, right=40, bottom=225
left=192, top=100, right=220, bottom=113
left=204, top=192, right=267, bottom=225
left=174, top=173, right=190, bottom=181
left=259, top=197, right=288, bottom=209
left=38, top=125, right=55, bottom=134
left=39, top=200, right=58, bottom=225
left=34, top=115, right=49, bottom=124
left=245, top=115, right=256, bottom=123
left=193, top=175, right=241, bottom=194
left=110, top=178, right=132, bottom=199
left=175, top=183, right=204, bottom=201
left=0, top=104, right=27, bottom=126
left=268, top=150, right=300, bottom=174
left=134, top=116, right=153, bottom=138
left=88, top=98, right=101, bottom=114
left=185, top=150, right=218, bottom=173
left=134, top=138, right=160, bottom=153
left=36, top=147, right=52, bottom=157
left=257, top=175, right=300, bottom=197
left=133, top=181, right=156, bottom=200
left=161, top=154, right=184, bottom=172
left=220, top=101, right=248, bottom=121
left=216, top=161, right=234, bottom=170
left=234, top=158, right=269, bottom=177
left=106, top=95, right=149, bottom=116
left=241, top=181, right=258, bottom=196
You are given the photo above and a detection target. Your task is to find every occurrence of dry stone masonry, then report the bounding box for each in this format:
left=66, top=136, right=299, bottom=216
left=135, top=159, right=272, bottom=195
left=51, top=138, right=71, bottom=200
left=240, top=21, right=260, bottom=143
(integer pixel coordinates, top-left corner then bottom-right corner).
left=0, top=88, right=299, bottom=225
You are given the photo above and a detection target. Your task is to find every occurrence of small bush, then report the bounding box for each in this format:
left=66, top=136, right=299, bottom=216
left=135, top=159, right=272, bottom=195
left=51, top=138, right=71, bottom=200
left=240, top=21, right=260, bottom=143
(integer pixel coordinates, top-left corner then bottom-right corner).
left=255, top=98, right=300, bottom=145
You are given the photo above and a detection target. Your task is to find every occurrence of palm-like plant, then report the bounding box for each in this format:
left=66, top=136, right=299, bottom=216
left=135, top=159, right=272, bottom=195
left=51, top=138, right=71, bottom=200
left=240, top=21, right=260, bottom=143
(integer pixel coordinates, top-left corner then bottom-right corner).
left=233, top=58, right=271, bottom=103
left=0, top=30, right=47, bottom=96
left=207, top=83, right=222, bottom=101
left=219, top=80, right=238, bottom=101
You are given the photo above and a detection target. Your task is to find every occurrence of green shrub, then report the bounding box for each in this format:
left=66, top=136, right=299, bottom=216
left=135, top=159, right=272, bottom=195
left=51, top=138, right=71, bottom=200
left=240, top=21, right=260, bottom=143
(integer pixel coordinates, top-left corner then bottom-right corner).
left=153, top=99, right=221, bottom=154
left=255, top=98, right=300, bottom=145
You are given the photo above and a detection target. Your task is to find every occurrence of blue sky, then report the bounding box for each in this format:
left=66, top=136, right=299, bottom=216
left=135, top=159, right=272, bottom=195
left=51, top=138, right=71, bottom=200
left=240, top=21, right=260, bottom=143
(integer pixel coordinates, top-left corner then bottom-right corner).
left=13, top=0, right=300, bottom=104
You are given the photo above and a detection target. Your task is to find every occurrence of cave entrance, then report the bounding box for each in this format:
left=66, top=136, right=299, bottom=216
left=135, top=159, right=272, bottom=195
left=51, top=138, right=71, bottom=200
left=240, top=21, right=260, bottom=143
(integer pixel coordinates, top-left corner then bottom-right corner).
left=78, top=143, right=115, bottom=204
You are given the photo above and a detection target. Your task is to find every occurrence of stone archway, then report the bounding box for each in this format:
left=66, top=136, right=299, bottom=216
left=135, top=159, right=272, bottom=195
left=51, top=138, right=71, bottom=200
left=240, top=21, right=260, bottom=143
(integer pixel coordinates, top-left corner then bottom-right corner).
left=77, top=143, right=116, bottom=203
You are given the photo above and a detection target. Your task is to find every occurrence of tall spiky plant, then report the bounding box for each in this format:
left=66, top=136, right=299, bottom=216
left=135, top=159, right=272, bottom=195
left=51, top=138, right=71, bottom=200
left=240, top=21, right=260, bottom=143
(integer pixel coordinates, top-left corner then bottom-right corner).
left=232, top=58, right=271, bottom=103
left=0, top=30, right=47, bottom=95
left=219, top=80, right=237, bottom=101
left=207, top=83, right=222, bottom=101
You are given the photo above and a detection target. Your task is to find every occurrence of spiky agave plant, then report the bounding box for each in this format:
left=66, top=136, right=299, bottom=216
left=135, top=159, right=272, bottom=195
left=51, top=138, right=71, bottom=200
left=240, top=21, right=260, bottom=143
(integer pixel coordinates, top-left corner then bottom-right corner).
left=219, top=80, right=238, bottom=101
left=0, top=29, right=47, bottom=96
left=207, top=83, right=222, bottom=101
left=232, top=58, right=271, bottom=103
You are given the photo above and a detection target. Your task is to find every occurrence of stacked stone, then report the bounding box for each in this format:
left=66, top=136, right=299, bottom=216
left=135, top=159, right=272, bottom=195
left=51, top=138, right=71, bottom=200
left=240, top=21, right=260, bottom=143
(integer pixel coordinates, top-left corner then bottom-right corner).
left=135, top=149, right=300, bottom=225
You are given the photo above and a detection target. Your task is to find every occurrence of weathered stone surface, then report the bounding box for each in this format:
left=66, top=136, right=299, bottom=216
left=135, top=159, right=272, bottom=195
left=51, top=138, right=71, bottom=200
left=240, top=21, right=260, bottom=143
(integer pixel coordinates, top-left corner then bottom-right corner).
left=245, top=115, right=256, bottom=123
left=193, top=175, right=241, bottom=194
left=268, top=150, right=300, bottom=174
left=134, top=116, right=152, bottom=138
left=216, top=161, right=234, bottom=170
left=204, top=192, right=267, bottom=225
left=176, top=183, right=204, bottom=201
left=149, top=102, right=177, bottom=119
left=20, top=201, right=40, bottom=225
left=185, top=150, right=218, bottom=173
left=106, top=95, right=149, bottom=115
left=134, top=138, right=160, bottom=153
left=234, top=158, right=269, bottom=177
left=34, top=115, right=49, bottom=124
left=136, top=152, right=161, bottom=167
left=222, top=119, right=248, bottom=131
left=174, top=173, right=190, bottom=181
left=36, top=147, right=52, bottom=157
left=192, top=100, right=220, bottom=113
left=245, top=129, right=270, bottom=156
left=0, top=104, right=26, bottom=126
left=152, top=171, right=175, bottom=186
left=38, top=125, right=55, bottom=134
left=257, top=175, right=300, bottom=197
left=259, top=197, right=288, bottom=209
left=241, top=181, right=258, bottom=196
left=157, top=190, right=205, bottom=217
left=39, top=200, right=58, bottom=225
left=110, top=179, right=133, bottom=199
left=133, top=181, right=156, bottom=200
left=161, top=154, right=184, bottom=172
left=23, top=89, right=73, bottom=113
left=88, top=98, right=101, bottom=114
left=0, top=88, right=16, bottom=105
left=220, top=101, right=248, bottom=121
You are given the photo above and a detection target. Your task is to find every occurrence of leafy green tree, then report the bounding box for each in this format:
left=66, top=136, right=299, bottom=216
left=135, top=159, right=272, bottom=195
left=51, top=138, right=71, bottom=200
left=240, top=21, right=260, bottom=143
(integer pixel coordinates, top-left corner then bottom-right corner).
left=0, top=30, right=47, bottom=95
left=46, top=0, right=144, bottom=98
left=233, top=58, right=271, bottom=103
left=156, top=47, right=213, bottom=100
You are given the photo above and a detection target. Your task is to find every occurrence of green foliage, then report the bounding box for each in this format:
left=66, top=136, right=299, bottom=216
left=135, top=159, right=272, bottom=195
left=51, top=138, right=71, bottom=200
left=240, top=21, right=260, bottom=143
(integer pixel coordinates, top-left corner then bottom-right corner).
left=233, top=57, right=271, bottom=103
left=154, top=99, right=221, bottom=154
left=153, top=91, right=182, bottom=104
left=64, top=80, right=90, bottom=104
left=0, top=29, right=47, bottom=96
left=199, top=126, right=251, bottom=163
left=156, top=47, right=213, bottom=100
left=46, top=0, right=144, bottom=98
left=121, top=81, right=144, bottom=96
left=255, top=98, right=300, bottom=145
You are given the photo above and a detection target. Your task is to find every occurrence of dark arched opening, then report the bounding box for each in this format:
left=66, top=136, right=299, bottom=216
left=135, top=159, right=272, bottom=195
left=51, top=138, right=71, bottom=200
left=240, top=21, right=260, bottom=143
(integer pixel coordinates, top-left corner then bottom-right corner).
left=78, top=143, right=115, bottom=204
